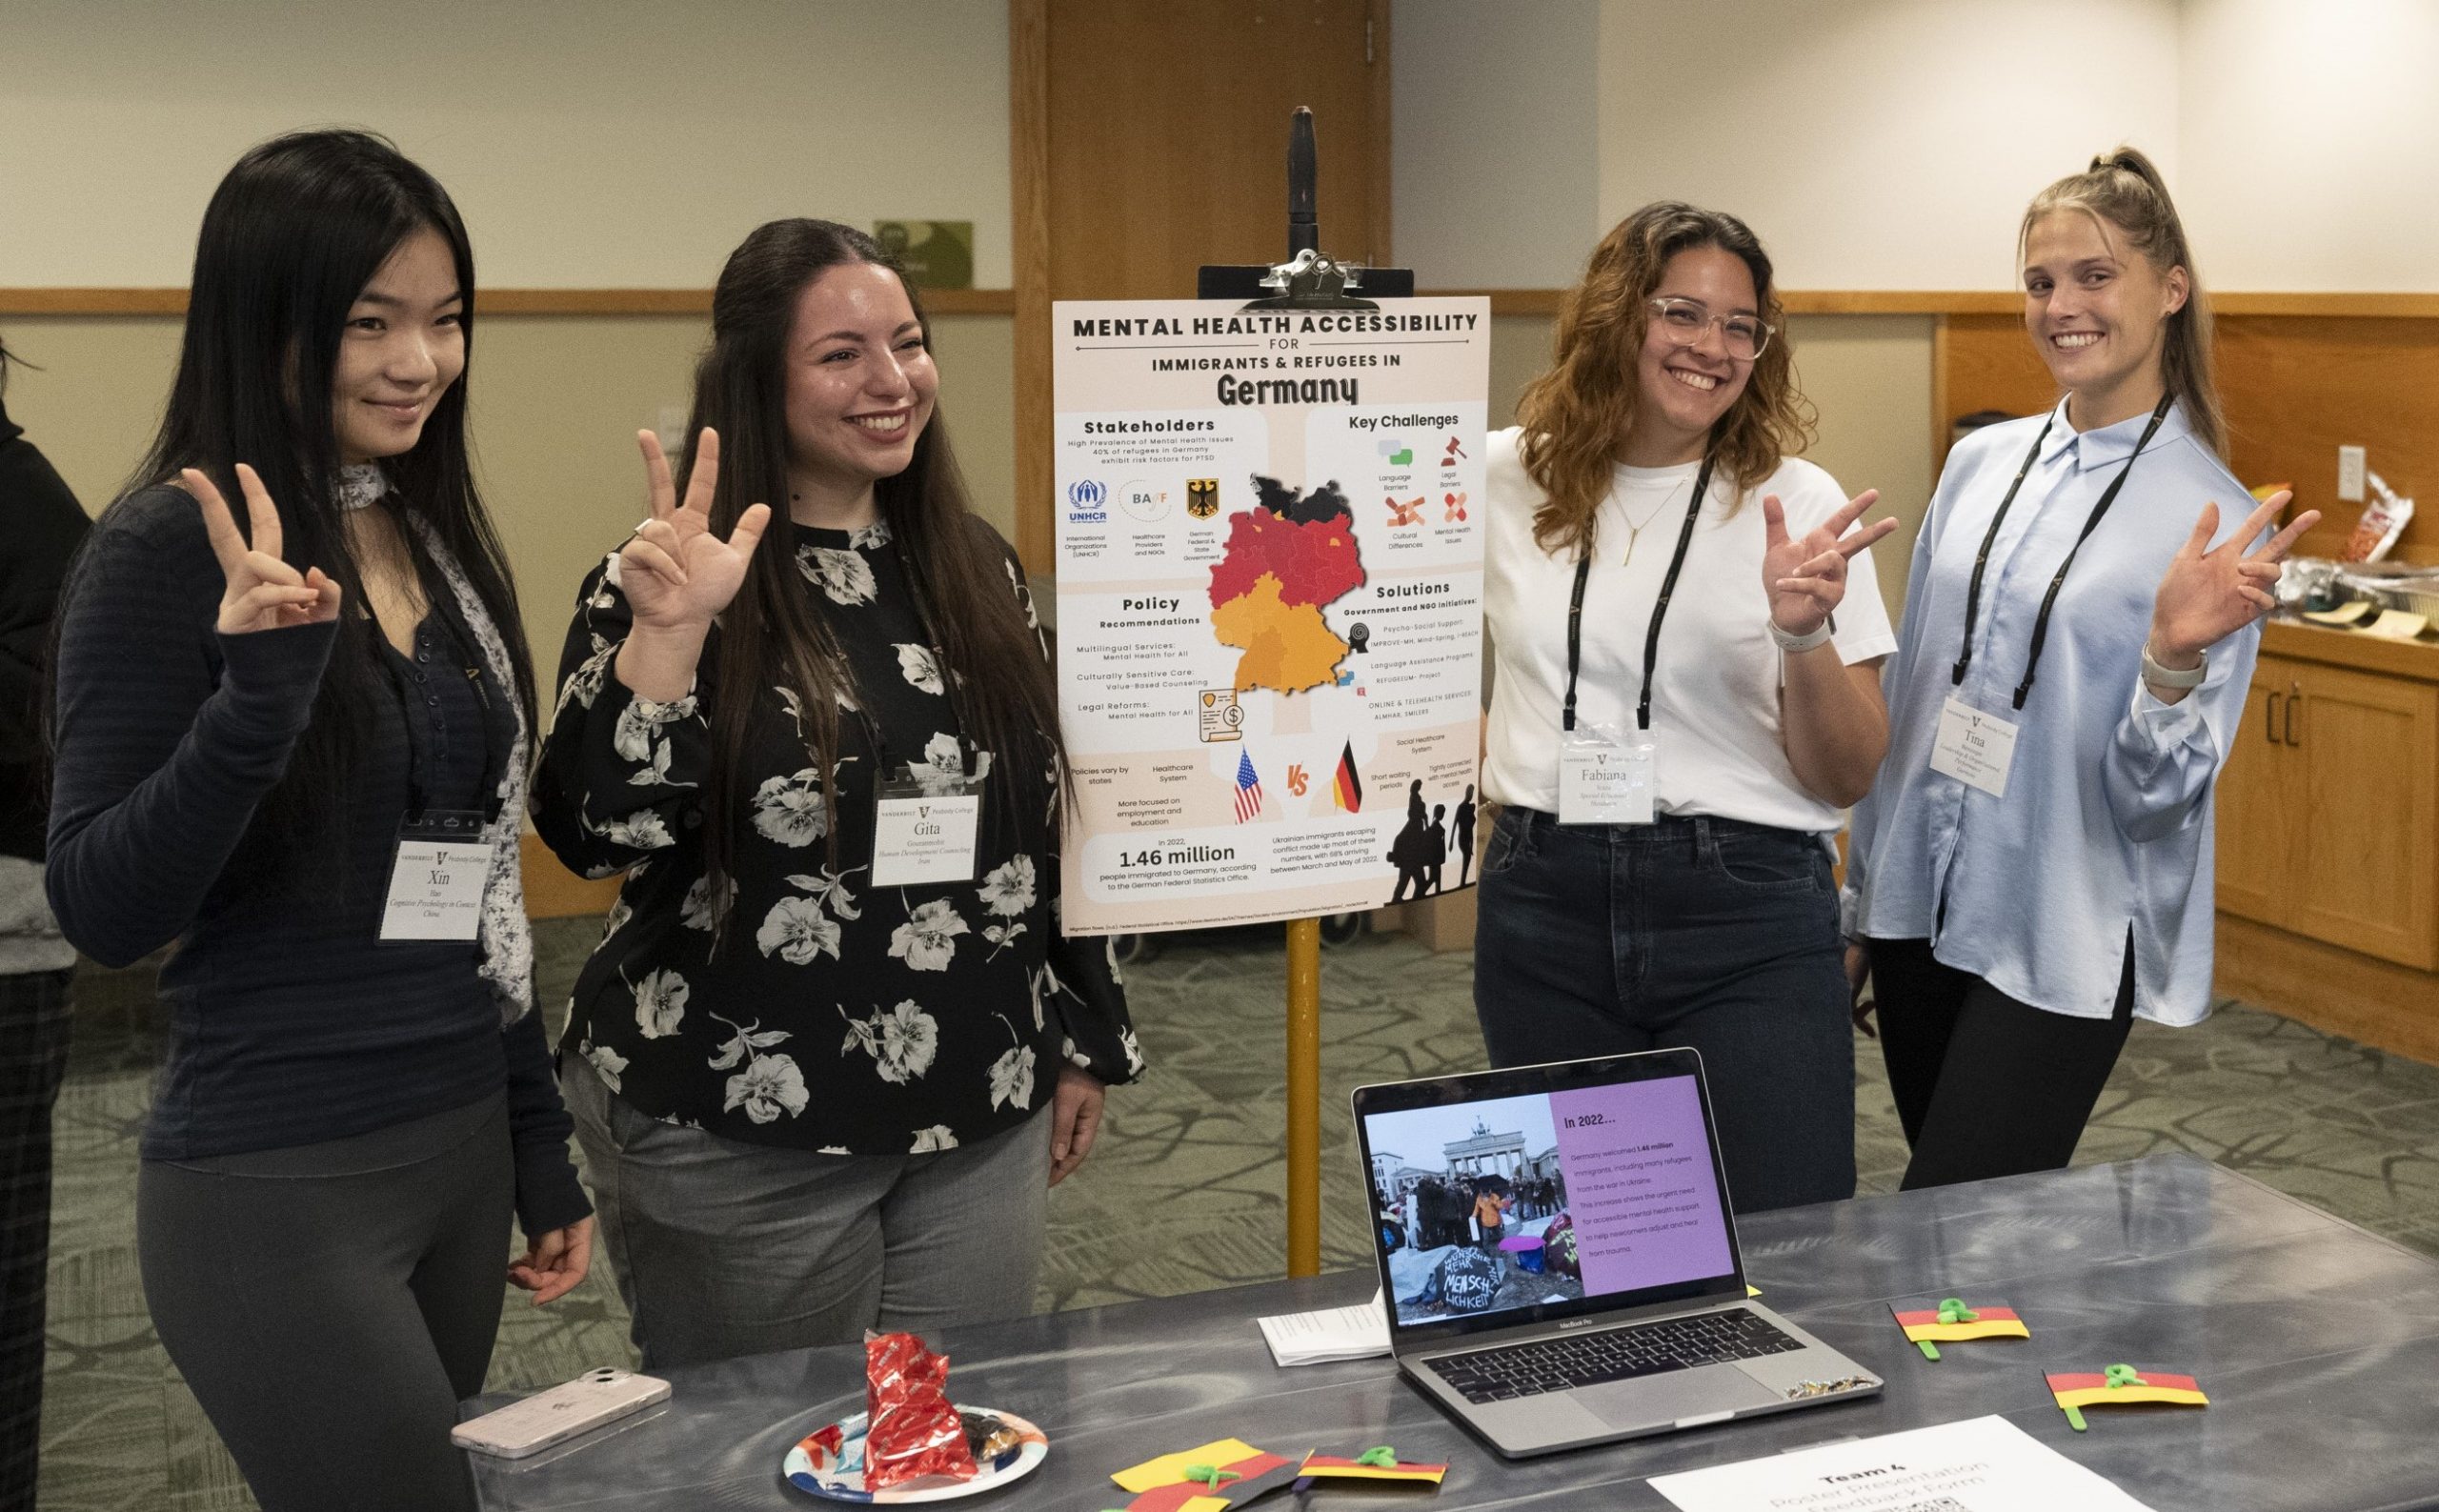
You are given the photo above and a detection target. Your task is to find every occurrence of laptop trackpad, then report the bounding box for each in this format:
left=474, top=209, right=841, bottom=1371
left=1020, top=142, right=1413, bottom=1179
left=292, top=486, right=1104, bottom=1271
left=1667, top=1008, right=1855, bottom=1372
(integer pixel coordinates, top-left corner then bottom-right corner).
left=1576, top=1365, right=1775, bottom=1428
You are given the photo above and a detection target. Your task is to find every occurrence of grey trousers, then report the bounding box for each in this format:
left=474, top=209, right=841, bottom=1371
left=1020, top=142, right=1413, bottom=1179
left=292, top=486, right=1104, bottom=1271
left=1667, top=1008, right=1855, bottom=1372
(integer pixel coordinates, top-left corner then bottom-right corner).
left=137, top=1094, right=512, bottom=1512
left=561, top=1053, right=1049, bottom=1371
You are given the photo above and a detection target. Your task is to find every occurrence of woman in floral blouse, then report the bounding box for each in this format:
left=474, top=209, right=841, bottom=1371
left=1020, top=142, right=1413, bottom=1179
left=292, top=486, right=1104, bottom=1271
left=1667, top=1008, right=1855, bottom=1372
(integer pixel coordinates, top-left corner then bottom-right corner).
left=534, top=220, right=1139, bottom=1368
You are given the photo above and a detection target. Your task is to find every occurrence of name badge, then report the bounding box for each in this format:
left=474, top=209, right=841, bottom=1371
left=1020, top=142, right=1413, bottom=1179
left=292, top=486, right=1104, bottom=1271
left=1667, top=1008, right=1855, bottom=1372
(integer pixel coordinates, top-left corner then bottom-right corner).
left=1929, top=696, right=2019, bottom=797
left=872, top=775, right=983, bottom=887
left=380, top=811, right=493, bottom=942
left=1559, top=731, right=1656, bottom=826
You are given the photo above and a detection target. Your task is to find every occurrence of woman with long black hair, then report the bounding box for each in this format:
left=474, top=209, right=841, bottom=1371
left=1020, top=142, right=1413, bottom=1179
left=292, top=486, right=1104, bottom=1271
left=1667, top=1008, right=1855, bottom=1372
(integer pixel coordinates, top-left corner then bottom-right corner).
left=45, top=131, right=590, bottom=1510
left=534, top=219, right=1138, bottom=1368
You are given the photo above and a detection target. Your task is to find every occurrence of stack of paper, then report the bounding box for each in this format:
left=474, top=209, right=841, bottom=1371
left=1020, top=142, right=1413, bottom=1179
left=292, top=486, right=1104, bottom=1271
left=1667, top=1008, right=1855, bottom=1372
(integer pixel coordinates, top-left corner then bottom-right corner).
left=1648, top=1416, right=2157, bottom=1511
left=1256, top=1290, right=1390, bottom=1367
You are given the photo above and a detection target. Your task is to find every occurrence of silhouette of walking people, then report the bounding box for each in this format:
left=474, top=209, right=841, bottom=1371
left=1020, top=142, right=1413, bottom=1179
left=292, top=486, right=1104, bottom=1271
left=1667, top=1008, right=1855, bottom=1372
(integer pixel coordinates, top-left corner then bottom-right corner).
left=1454, top=785, right=1477, bottom=887
left=1387, top=779, right=1430, bottom=903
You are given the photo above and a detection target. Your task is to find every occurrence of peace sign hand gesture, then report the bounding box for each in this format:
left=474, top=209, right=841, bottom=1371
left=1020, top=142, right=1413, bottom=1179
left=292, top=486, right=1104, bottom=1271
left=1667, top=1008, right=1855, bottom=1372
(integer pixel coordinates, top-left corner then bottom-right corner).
left=617, top=428, right=773, bottom=635
left=184, top=466, right=343, bottom=635
left=2147, top=492, right=2321, bottom=663
left=1764, top=489, right=1900, bottom=637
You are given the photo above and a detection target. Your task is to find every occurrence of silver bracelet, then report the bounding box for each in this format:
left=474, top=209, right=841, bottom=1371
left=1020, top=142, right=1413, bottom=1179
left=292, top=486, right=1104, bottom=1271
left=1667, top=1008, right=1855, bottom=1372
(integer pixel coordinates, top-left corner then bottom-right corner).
left=1769, top=614, right=1835, bottom=653
left=2141, top=641, right=2207, bottom=691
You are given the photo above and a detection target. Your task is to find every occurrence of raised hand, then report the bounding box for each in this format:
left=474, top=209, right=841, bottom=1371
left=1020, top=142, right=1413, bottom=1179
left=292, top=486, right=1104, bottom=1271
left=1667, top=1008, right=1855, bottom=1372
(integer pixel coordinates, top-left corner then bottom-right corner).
left=1764, top=489, right=1899, bottom=637
left=185, top=465, right=343, bottom=635
left=617, top=428, right=773, bottom=634
left=2148, top=492, right=2320, bottom=663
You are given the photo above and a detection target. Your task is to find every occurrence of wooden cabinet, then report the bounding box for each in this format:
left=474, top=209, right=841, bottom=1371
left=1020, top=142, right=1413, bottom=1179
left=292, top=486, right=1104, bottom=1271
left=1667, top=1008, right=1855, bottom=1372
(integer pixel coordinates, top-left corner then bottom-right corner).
left=2218, top=650, right=2437, bottom=969
left=2215, top=626, right=2439, bottom=1050
left=2213, top=660, right=2303, bottom=926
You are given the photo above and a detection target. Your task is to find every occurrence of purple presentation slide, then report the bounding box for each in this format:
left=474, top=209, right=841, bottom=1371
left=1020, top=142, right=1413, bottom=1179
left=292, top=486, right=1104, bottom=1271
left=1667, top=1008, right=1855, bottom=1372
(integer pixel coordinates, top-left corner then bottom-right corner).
left=1550, top=1077, right=1733, bottom=1297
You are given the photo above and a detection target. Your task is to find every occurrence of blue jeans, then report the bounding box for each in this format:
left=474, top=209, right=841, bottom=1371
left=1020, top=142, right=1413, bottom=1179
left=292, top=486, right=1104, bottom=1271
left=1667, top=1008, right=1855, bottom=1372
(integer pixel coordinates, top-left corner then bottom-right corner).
left=1472, top=807, right=1855, bottom=1213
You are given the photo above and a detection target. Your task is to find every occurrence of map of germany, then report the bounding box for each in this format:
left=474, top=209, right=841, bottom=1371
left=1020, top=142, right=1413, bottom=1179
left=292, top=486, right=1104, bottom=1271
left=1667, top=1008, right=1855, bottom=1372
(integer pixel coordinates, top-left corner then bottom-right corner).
left=1207, top=475, right=1367, bottom=694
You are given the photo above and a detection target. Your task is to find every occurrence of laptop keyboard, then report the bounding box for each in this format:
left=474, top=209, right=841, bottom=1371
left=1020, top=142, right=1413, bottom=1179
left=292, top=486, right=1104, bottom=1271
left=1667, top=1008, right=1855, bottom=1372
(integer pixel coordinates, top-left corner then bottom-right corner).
left=1424, top=1308, right=1803, bottom=1405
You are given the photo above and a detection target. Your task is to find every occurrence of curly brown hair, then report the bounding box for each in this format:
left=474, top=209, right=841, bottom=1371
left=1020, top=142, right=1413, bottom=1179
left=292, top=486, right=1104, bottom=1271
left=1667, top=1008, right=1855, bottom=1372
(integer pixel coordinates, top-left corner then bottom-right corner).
left=1516, top=203, right=1816, bottom=559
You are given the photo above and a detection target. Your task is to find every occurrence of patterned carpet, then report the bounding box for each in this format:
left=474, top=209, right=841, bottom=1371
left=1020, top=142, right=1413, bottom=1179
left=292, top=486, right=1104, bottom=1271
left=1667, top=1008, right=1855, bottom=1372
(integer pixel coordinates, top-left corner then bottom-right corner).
left=32, top=918, right=2439, bottom=1508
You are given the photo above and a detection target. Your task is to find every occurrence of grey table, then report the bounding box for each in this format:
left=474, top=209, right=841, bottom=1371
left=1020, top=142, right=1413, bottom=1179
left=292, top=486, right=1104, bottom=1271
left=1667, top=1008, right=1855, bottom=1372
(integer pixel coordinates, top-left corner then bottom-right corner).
left=467, top=1155, right=2439, bottom=1510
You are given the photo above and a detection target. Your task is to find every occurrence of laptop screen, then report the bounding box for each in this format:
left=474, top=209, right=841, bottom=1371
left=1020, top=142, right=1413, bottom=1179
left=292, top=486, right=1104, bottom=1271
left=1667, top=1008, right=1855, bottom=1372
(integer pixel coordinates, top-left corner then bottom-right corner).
left=1354, top=1055, right=1740, bottom=1335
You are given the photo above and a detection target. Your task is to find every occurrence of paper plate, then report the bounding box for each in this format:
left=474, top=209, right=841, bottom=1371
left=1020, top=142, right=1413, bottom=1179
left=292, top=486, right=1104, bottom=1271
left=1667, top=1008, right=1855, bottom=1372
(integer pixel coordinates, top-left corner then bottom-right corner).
left=783, top=1404, right=1047, bottom=1503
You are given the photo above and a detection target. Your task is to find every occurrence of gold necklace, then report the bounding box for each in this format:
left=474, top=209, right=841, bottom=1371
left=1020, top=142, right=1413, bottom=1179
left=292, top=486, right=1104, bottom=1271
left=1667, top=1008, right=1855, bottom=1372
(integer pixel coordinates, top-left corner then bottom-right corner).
left=1618, top=479, right=1690, bottom=567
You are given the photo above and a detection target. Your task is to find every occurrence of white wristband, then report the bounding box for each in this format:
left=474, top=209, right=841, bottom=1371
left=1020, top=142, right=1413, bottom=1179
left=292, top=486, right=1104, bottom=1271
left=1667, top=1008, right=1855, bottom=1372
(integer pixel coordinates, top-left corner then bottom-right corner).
left=2141, top=642, right=2207, bottom=690
left=1769, top=615, right=1835, bottom=654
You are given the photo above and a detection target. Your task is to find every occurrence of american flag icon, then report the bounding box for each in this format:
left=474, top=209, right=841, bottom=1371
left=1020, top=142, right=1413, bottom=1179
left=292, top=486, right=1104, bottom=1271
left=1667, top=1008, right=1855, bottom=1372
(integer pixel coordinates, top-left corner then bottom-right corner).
left=1232, top=749, right=1264, bottom=823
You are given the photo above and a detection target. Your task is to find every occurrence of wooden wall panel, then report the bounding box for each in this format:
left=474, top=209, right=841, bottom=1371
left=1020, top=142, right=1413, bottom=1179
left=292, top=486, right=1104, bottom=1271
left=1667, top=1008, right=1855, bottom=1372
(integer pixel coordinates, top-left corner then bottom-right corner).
left=2217, top=318, right=2439, bottom=565
left=1011, top=0, right=1054, bottom=570
left=1935, top=312, right=2439, bottom=566
left=1010, top=0, right=1390, bottom=571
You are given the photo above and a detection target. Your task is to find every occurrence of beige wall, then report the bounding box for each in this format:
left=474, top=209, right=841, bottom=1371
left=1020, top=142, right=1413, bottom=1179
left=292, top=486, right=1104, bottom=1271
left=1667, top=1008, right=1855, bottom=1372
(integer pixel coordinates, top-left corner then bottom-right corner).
left=1400, top=0, right=2436, bottom=295
left=1595, top=0, right=2183, bottom=291
left=2180, top=0, right=2439, bottom=291
left=1782, top=315, right=1937, bottom=615
left=0, top=312, right=1018, bottom=678
left=0, top=0, right=1012, bottom=288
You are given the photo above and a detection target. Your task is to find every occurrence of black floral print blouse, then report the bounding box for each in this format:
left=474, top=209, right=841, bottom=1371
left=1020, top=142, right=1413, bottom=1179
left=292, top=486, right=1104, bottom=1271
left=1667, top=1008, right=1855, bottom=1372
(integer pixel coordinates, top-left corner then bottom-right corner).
left=533, top=518, right=1140, bottom=1155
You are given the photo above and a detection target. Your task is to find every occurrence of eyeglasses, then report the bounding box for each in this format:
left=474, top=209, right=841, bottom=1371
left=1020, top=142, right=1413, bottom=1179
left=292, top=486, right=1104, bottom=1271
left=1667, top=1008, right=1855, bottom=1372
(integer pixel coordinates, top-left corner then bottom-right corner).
left=1647, top=297, right=1774, bottom=361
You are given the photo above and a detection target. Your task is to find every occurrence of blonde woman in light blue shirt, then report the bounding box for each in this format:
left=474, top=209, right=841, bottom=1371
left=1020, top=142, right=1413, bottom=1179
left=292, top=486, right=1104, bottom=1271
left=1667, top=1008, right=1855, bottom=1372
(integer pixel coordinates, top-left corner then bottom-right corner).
left=1844, top=148, right=2318, bottom=1190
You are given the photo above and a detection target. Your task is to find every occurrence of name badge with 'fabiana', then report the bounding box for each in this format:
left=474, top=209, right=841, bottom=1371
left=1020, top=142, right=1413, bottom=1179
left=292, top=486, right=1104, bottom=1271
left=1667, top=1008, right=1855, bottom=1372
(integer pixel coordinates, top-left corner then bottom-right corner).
left=1559, top=733, right=1656, bottom=825
left=1929, top=696, right=2019, bottom=797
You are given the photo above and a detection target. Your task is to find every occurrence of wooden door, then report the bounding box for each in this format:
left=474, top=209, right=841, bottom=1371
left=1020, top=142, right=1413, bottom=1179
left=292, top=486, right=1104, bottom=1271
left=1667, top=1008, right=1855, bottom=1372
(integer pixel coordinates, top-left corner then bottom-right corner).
left=2213, top=655, right=2299, bottom=927
left=2284, top=661, right=2439, bottom=969
left=1012, top=0, right=1392, bottom=569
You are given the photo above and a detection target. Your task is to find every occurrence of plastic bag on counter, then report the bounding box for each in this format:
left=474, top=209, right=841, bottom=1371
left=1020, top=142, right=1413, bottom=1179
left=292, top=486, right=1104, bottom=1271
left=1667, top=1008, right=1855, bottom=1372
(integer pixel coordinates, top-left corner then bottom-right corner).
left=2346, top=473, right=2414, bottom=562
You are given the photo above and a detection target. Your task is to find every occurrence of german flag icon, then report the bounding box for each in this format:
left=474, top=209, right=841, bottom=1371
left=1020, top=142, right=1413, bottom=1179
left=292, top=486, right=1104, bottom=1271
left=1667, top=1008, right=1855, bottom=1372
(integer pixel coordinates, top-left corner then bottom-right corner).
left=1891, top=1298, right=2028, bottom=1361
left=2046, top=1366, right=2208, bottom=1431
left=1331, top=741, right=1362, bottom=813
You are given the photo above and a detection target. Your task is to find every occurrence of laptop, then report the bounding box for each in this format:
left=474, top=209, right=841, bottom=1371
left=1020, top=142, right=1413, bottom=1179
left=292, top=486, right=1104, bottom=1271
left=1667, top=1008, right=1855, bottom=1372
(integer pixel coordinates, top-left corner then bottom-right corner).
left=1351, top=1048, right=1881, bottom=1459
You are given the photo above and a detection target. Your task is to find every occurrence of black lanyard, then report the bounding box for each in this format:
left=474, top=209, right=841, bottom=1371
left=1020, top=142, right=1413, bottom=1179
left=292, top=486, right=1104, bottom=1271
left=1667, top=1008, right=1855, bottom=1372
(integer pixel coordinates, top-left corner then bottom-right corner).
left=1563, top=455, right=1715, bottom=734
left=1950, top=394, right=2171, bottom=711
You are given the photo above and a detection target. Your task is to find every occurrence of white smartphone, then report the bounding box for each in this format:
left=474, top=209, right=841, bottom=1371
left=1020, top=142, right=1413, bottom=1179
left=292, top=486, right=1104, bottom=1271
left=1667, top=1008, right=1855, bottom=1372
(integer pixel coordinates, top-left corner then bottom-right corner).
left=452, top=1367, right=672, bottom=1460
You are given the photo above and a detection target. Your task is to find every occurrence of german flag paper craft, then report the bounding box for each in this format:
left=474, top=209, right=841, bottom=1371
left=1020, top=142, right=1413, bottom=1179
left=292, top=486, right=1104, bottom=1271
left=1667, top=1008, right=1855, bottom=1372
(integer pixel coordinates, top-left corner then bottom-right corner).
left=1890, top=1297, right=2029, bottom=1361
left=2046, top=1365, right=2209, bottom=1431
left=1297, top=1447, right=1448, bottom=1485
left=1331, top=740, right=1363, bottom=813
left=1110, top=1439, right=1300, bottom=1511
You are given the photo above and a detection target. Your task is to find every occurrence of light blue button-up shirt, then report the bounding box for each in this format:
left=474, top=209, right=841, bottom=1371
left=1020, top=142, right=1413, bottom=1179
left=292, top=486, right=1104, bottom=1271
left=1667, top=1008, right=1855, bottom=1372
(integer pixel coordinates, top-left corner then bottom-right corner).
left=1845, top=397, right=2262, bottom=1026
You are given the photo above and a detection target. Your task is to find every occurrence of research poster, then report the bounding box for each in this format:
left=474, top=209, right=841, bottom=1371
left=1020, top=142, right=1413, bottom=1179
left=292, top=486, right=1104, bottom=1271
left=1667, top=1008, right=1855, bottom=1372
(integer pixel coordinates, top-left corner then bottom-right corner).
left=1052, top=296, right=1491, bottom=936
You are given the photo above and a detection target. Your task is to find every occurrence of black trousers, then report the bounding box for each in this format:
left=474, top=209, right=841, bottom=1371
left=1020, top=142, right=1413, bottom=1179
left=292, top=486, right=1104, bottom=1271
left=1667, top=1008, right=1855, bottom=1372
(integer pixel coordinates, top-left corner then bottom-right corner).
left=1868, top=937, right=2134, bottom=1191
left=0, top=968, right=72, bottom=1512
left=138, top=1095, right=514, bottom=1512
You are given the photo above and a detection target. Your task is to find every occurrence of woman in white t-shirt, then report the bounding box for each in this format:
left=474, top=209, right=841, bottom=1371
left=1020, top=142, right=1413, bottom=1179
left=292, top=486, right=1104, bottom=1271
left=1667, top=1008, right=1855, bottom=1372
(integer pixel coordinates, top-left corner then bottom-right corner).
left=1477, top=202, right=1898, bottom=1213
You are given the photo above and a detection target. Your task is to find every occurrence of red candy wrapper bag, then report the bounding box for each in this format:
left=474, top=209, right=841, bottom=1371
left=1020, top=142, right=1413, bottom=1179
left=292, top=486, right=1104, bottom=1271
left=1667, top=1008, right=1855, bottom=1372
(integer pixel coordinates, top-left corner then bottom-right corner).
left=862, top=1331, right=977, bottom=1489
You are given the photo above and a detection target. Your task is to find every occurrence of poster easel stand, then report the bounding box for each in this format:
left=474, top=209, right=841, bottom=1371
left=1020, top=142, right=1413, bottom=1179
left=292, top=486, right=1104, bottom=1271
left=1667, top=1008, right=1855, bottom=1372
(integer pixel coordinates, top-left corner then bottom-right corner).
left=1198, top=107, right=1414, bottom=1280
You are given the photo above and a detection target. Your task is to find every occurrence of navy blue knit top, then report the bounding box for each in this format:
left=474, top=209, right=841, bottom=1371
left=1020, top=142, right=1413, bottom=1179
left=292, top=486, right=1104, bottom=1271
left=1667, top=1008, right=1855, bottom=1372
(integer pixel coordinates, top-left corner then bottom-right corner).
left=46, top=486, right=588, bottom=1238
